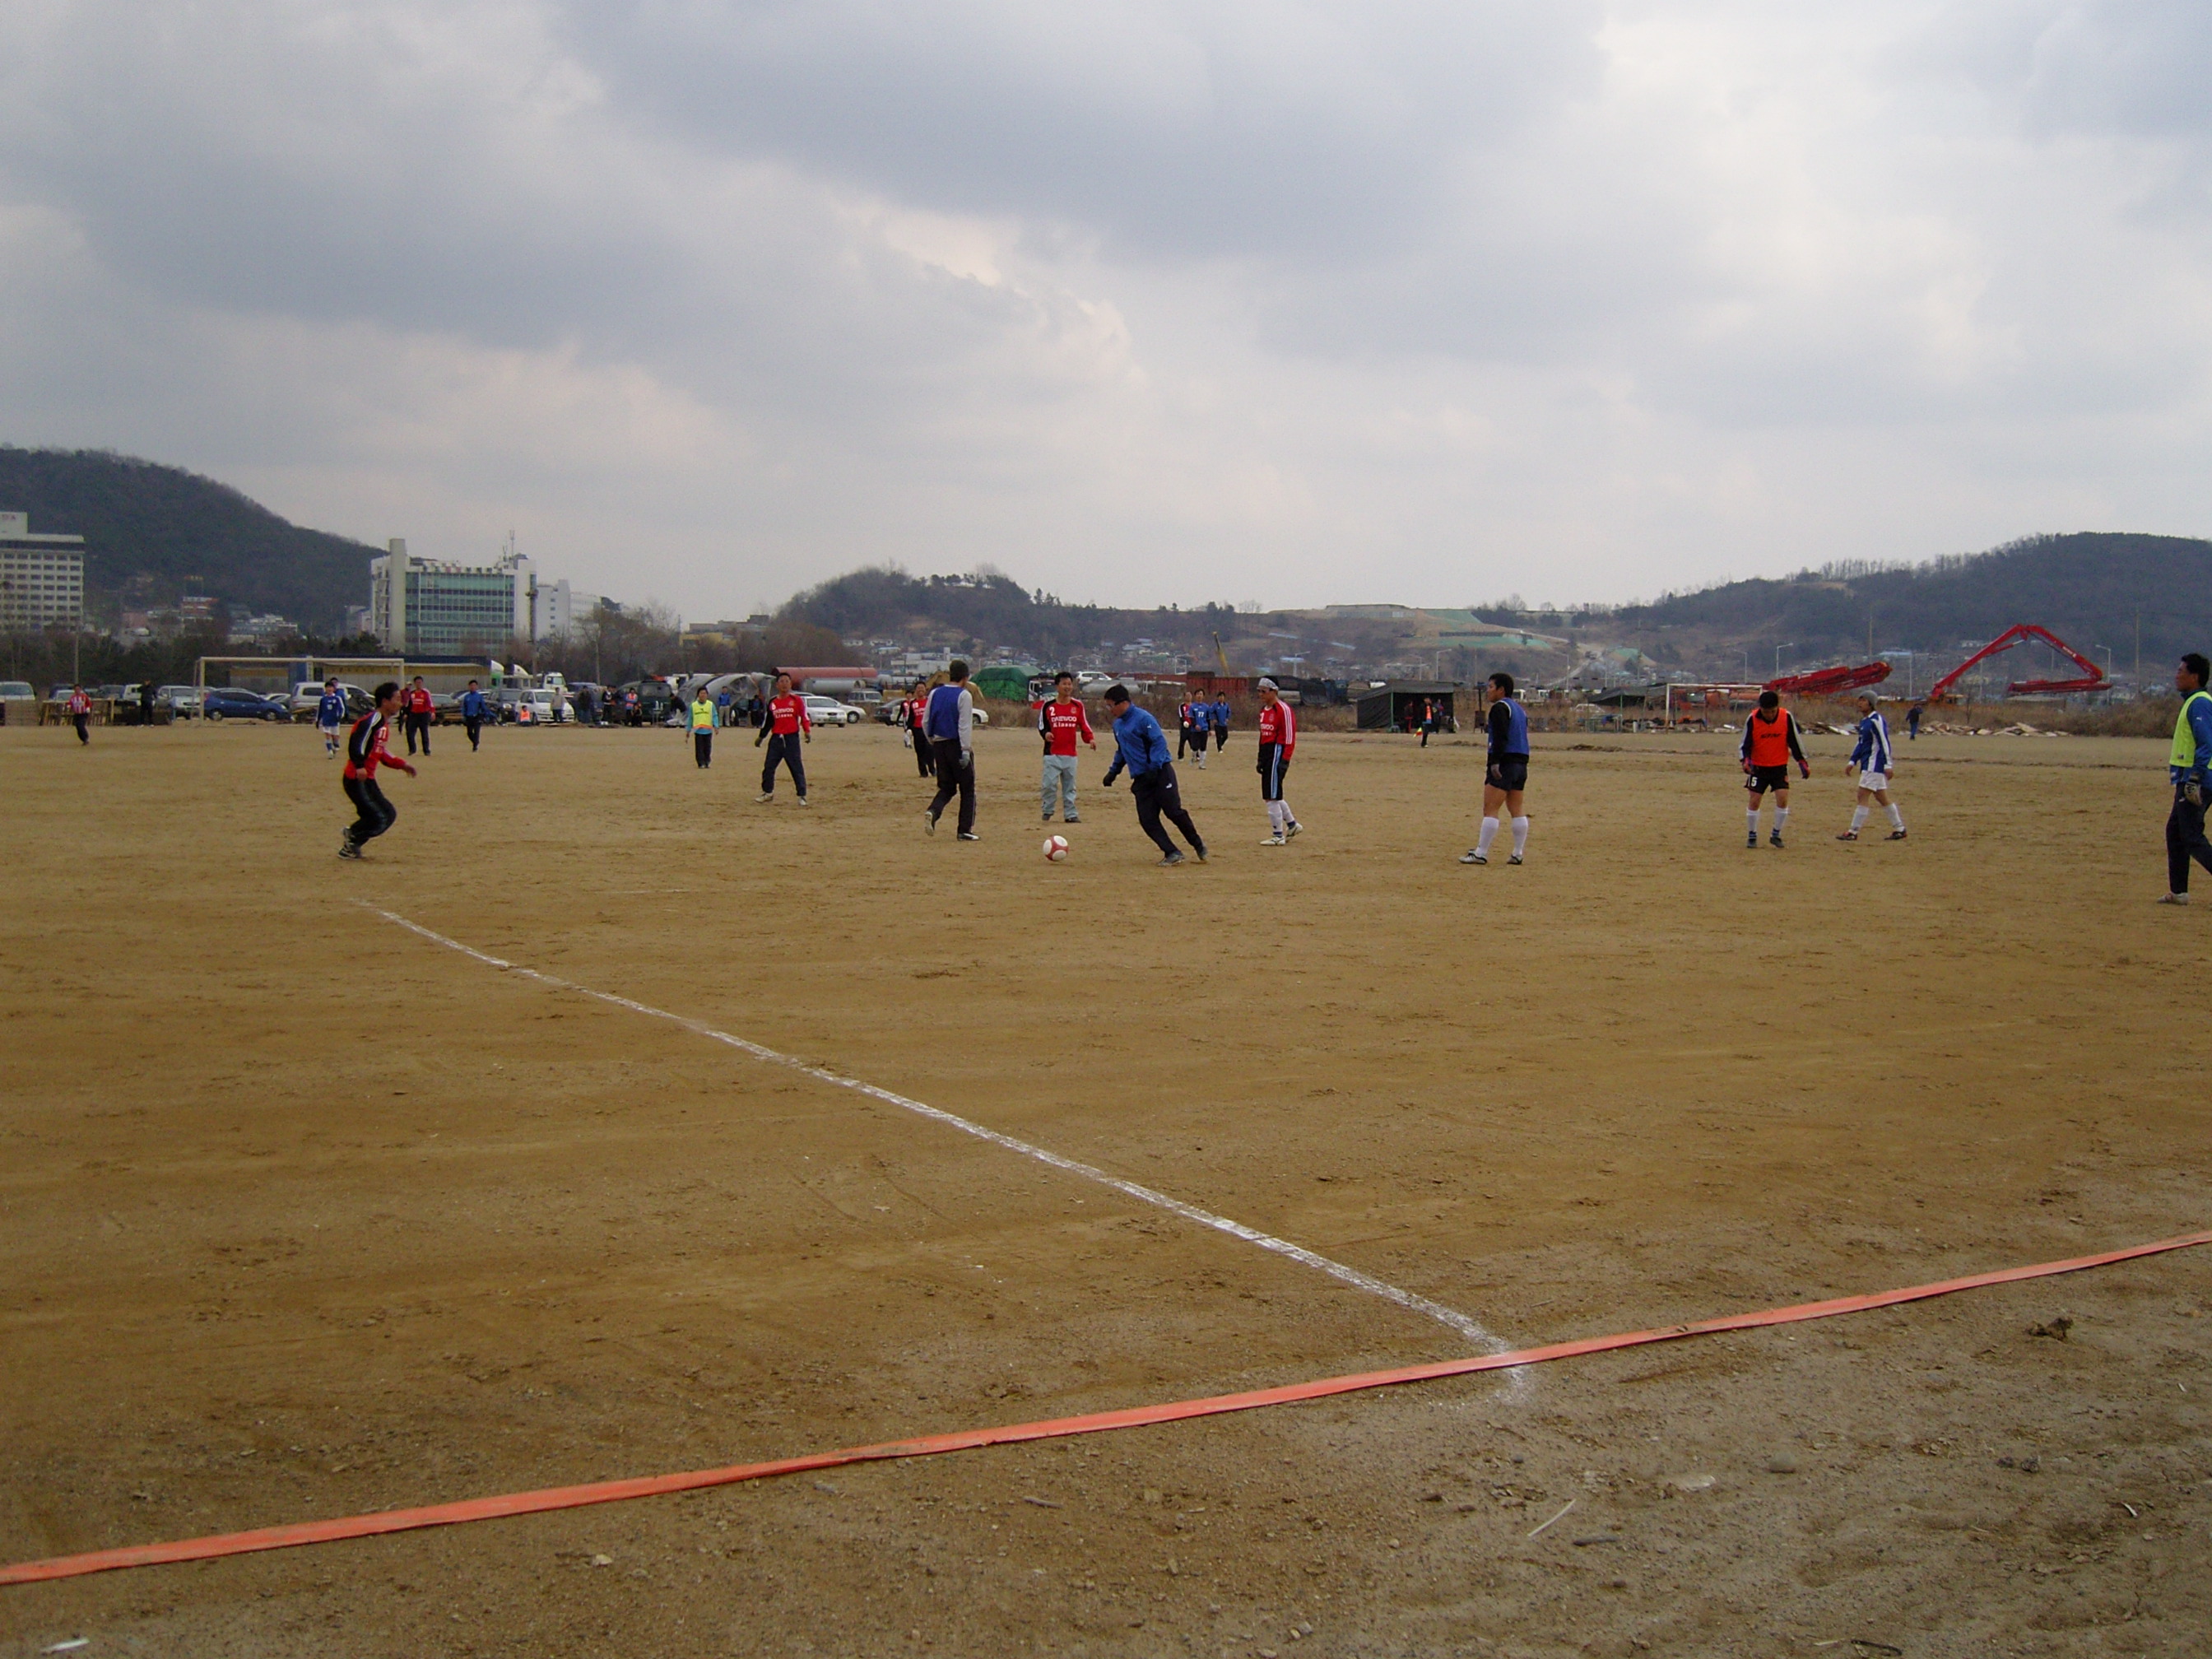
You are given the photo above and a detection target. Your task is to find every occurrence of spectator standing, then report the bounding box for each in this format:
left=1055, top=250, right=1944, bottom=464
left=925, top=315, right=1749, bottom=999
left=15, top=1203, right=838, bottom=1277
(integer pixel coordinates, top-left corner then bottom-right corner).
left=459, top=680, right=490, bottom=751
left=2160, top=653, right=2212, bottom=906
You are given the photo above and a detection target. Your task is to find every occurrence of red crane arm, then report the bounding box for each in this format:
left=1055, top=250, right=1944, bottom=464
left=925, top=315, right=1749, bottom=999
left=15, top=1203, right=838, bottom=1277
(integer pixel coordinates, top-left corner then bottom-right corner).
left=1925, top=625, right=2107, bottom=703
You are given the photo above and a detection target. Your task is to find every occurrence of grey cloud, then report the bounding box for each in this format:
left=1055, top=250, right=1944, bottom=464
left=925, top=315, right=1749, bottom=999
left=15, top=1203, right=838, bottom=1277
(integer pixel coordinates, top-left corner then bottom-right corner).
left=555, top=0, right=1603, bottom=262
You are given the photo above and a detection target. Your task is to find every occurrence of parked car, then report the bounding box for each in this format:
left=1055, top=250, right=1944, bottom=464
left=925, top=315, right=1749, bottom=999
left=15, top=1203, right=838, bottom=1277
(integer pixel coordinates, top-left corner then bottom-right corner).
left=202, top=688, right=288, bottom=723
left=158, top=685, right=203, bottom=718
left=0, top=680, right=36, bottom=707
left=802, top=695, right=865, bottom=727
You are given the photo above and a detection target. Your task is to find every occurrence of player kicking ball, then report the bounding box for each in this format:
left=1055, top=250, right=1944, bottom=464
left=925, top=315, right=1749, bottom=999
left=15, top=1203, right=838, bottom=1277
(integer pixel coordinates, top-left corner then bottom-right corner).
left=1837, top=693, right=1907, bottom=841
left=1740, top=689, right=1810, bottom=848
left=1256, top=677, right=1302, bottom=844
left=1101, top=685, right=1207, bottom=866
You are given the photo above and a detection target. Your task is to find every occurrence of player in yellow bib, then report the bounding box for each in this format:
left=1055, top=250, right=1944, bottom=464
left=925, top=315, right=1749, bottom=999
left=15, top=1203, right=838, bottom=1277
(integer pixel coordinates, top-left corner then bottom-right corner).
left=2162, top=653, right=2212, bottom=906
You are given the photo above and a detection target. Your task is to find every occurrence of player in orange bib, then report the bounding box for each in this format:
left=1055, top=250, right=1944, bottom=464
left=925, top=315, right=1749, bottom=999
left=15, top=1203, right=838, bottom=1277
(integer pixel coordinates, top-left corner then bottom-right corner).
left=1739, top=689, right=1810, bottom=848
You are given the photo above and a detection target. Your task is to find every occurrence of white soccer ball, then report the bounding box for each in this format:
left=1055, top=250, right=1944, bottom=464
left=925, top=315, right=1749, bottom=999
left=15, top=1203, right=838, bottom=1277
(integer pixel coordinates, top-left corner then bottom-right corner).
left=1042, top=834, right=1070, bottom=862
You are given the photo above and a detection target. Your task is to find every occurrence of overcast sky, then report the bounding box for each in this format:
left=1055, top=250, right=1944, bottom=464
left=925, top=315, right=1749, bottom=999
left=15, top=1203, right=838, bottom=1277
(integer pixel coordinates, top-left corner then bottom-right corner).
left=2, top=2, right=2208, bottom=616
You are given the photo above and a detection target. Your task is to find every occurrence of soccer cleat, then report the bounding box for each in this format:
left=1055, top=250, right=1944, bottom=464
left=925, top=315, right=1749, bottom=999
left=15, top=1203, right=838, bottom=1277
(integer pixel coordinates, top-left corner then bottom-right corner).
left=337, top=840, right=361, bottom=860
left=1042, top=812, right=1054, bottom=823
left=1262, top=833, right=1286, bottom=846
left=924, top=811, right=936, bottom=835
left=1193, top=846, right=1208, bottom=862
left=1885, top=829, right=1907, bottom=840
left=797, top=797, right=810, bottom=807
left=1507, top=853, right=1523, bottom=865
left=1159, top=850, right=1185, bottom=867
left=1062, top=815, right=1080, bottom=824
left=1746, top=831, right=1758, bottom=848
left=1836, top=830, right=1859, bottom=841
left=1461, top=850, right=1487, bottom=865
left=957, top=830, right=980, bottom=842
left=2159, top=892, right=2190, bottom=905
left=756, top=792, right=773, bottom=803
left=1769, top=832, right=1785, bottom=848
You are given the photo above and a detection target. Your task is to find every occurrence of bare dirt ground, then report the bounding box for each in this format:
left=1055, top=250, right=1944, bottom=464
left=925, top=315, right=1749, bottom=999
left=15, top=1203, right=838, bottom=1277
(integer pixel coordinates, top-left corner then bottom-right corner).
left=2, top=715, right=2208, bottom=1658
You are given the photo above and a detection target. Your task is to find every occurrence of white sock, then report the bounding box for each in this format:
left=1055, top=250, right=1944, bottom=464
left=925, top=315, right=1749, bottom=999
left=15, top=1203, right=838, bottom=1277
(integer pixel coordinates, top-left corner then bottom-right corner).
left=1282, top=802, right=1295, bottom=826
left=1774, top=806, right=1789, bottom=833
left=1747, top=808, right=1760, bottom=835
left=1476, top=816, right=1499, bottom=857
left=1267, top=801, right=1285, bottom=833
left=1850, top=805, right=1870, bottom=832
left=1886, top=803, right=1904, bottom=830
left=1510, top=816, right=1529, bottom=857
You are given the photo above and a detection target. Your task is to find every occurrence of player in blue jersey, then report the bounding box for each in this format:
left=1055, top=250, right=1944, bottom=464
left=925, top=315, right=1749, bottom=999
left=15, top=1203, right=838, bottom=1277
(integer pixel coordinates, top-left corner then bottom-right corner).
left=1836, top=694, right=1906, bottom=841
left=314, top=677, right=348, bottom=757
left=1462, top=672, right=1531, bottom=865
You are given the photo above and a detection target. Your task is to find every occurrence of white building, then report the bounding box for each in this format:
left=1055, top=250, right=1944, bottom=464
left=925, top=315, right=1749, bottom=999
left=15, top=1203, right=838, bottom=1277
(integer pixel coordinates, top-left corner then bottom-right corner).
left=369, top=539, right=593, bottom=653
left=0, top=511, right=87, bottom=630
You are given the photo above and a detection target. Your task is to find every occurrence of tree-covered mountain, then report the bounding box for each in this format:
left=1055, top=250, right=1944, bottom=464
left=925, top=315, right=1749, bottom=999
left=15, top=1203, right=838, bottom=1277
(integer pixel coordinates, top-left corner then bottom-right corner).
left=780, top=565, right=1257, bottom=663
left=1596, top=533, right=2211, bottom=680
left=0, top=447, right=377, bottom=630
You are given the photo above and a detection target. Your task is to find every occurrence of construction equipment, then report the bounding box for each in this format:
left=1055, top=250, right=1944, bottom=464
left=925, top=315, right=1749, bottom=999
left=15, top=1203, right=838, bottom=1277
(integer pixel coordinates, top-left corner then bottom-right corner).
left=1924, top=624, right=2106, bottom=703
left=1764, top=661, right=1892, bottom=697
left=1211, top=630, right=1231, bottom=675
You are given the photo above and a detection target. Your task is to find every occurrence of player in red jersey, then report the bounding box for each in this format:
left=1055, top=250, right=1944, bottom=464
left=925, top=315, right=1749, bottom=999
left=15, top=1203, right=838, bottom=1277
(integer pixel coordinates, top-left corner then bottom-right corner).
left=754, top=672, right=812, bottom=805
left=400, top=676, right=434, bottom=755
left=1032, top=671, right=1098, bottom=822
left=65, top=684, right=93, bottom=744
left=1255, top=677, right=1303, bottom=844
left=905, top=681, right=935, bottom=778
left=337, top=681, right=417, bottom=858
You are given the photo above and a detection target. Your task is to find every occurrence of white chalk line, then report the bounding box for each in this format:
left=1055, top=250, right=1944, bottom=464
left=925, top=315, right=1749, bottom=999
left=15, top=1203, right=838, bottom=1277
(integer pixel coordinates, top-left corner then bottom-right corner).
left=367, top=904, right=1520, bottom=1372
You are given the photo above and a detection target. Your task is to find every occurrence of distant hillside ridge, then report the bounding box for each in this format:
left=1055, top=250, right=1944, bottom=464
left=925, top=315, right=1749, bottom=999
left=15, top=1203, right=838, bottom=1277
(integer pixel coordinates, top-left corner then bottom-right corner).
left=779, top=566, right=1258, bottom=663
left=0, top=447, right=377, bottom=630
left=1606, top=532, right=2212, bottom=676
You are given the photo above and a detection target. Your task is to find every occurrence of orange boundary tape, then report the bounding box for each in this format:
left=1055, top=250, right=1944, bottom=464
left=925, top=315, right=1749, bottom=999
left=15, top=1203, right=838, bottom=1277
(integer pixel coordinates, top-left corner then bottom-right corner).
left=6, top=1228, right=2204, bottom=1587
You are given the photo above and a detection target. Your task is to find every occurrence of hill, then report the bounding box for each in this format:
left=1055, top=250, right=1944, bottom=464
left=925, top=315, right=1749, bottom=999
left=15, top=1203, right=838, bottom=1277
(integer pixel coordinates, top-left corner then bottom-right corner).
left=1594, top=533, right=2212, bottom=681
left=0, top=448, right=377, bottom=631
left=780, top=566, right=1257, bottom=666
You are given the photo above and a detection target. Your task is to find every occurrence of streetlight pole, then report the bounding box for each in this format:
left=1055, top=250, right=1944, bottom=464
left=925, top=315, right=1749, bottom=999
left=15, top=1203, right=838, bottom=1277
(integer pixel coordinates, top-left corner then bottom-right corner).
left=1774, top=642, right=1795, bottom=676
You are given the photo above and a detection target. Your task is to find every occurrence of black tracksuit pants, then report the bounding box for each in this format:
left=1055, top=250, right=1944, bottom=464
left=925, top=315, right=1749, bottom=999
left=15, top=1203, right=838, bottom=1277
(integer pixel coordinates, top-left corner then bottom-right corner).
left=2168, top=783, right=2212, bottom=894
left=465, top=717, right=482, bottom=750
left=695, top=732, right=713, bottom=768
left=927, top=738, right=976, bottom=834
left=404, top=713, right=430, bottom=755
left=912, top=725, right=935, bottom=777
left=760, top=732, right=806, bottom=795
left=1132, top=764, right=1203, bottom=857
left=342, top=776, right=397, bottom=846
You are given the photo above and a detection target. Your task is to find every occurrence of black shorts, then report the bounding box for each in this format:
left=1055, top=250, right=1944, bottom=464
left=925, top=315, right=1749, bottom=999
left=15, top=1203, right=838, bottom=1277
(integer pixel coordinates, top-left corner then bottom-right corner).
left=1746, top=764, right=1791, bottom=795
left=1485, top=756, right=1528, bottom=792
left=1257, top=743, right=1290, bottom=801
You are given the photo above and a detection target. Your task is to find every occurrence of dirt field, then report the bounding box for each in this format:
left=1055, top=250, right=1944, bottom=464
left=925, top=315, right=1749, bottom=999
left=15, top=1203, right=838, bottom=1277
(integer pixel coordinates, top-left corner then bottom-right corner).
left=3, top=714, right=2209, bottom=1658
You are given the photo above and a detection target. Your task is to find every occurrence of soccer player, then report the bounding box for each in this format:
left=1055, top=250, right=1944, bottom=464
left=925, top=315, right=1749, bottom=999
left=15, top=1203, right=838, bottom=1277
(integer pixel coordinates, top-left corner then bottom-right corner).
left=66, top=684, right=91, bottom=744
left=1907, top=703, right=1923, bottom=741
left=315, top=677, right=348, bottom=757
left=1176, top=697, right=1197, bottom=761
left=1210, top=695, right=1231, bottom=753
left=1837, top=694, right=1906, bottom=842
left=689, top=685, right=717, bottom=769
left=1739, top=689, right=1810, bottom=848
left=2161, top=653, right=2212, bottom=906
left=458, top=680, right=489, bottom=751
left=337, top=681, right=416, bottom=858
left=1101, top=685, right=1208, bottom=866
left=922, top=662, right=979, bottom=839
left=401, top=676, right=434, bottom=755
left=1255, top=677, right=1302, bottom=844
left=1034, top=671, right=1097, bottom=823
left=1462, top=672, right=1531, bottom=865
left=753, top=672, right=811, bottom=804
left=905, top=681, right=936, bottom=778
